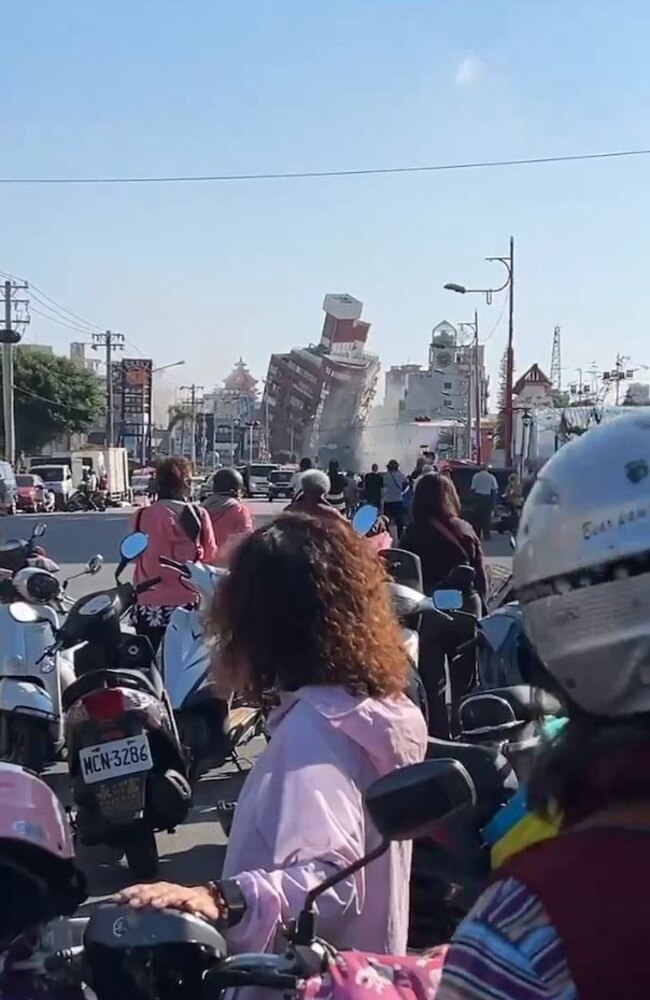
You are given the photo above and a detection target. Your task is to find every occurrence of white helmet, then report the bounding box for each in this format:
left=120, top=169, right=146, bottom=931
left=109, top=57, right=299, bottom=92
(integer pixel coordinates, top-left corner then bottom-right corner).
left=514, top=412, right=650, bottom=718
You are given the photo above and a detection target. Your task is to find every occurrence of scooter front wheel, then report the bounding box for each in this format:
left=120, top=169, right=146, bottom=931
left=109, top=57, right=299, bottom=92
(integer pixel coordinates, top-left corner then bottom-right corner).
left=123, top=821, right=159, bottom=880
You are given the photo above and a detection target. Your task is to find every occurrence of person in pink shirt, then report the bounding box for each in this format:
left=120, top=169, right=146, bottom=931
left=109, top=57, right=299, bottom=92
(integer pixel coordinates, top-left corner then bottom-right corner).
left=202, top=467, right=254, bottom=566
left=118, top=514, right=427, bottom=956
left=131, top=456, right=217, bottom=653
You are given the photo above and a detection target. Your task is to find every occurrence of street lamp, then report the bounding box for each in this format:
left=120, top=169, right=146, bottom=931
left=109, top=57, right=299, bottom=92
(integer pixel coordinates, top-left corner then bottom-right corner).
left=152, top=360, right=185, bottom=375
left=445, top=237, right=515, bottom=465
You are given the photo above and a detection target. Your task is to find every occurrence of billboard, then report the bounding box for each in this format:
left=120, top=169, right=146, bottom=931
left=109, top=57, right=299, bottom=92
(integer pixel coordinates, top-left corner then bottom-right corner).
left=121, top=359, right=153, bottom=460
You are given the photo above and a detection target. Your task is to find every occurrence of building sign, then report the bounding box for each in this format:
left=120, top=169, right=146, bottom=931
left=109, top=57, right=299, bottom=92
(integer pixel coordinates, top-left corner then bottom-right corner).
left=121, top=359, right=153, bottom=460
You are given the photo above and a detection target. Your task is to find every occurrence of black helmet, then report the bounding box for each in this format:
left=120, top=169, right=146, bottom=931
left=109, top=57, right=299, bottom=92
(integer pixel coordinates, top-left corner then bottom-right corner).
left=212, top=467, right=244, bottom=495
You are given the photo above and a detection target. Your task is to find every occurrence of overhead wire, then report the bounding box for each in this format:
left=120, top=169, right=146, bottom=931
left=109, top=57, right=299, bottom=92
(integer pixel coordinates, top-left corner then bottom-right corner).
left=0, top=146, right=648, bottom=185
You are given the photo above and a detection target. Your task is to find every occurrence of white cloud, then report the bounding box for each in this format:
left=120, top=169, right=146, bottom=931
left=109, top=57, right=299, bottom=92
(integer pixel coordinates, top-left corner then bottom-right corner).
left=455, top=54, right=483, bottom=86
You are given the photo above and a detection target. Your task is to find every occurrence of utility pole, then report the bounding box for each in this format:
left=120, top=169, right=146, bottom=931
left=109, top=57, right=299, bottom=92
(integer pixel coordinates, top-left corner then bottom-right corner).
left=1, top=280, right=29, bottom=465
left=92, top=331, right=124, bottom=448
left=180, top=384, right=204, bottom=469
left=473, top=310, right=482, bottom=464
left=504, top=237, right=515, bottom=467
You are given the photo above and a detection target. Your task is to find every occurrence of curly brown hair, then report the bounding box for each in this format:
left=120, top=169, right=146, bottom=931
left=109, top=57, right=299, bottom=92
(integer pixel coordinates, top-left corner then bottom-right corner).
left=207, top=513, right=409, bottom=699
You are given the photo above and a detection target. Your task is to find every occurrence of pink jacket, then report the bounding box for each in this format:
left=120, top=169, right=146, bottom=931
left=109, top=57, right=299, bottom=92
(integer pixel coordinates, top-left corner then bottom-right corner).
left=131, top=500, right=217, bottom=607
left=203, top=497, right=254, bottom=567
left=222, top=686, right=427, bottom=956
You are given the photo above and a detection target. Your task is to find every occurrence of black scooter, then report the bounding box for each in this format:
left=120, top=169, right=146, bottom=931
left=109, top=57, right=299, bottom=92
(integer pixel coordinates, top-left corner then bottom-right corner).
left=51, top=531, right=192, bottom=878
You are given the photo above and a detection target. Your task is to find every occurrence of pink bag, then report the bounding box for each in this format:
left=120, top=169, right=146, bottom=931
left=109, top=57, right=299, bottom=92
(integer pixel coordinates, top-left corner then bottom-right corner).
left=302, top=947, right=448, bottom=1000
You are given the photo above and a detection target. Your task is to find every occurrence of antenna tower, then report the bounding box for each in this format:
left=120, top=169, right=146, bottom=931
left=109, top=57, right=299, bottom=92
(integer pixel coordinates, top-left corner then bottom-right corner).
left=550, top=325, right=562, bottom=390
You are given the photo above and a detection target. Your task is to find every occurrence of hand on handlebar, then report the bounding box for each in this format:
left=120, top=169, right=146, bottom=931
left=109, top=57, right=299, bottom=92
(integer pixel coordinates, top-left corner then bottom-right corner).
left=115, top=882, right=223, bottom=922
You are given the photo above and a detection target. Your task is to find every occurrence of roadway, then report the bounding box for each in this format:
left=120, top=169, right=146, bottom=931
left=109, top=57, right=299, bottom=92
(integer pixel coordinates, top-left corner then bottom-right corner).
left=2, top=504, right=512, bottom=904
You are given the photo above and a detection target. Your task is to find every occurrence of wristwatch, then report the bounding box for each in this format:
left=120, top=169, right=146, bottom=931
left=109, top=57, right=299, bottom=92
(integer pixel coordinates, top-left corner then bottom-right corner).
left=207, top=879, right=247, bottom=926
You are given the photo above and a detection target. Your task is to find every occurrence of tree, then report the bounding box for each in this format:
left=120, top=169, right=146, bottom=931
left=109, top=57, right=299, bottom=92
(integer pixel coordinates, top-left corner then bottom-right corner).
left=2, top=351, right=103, bottom=455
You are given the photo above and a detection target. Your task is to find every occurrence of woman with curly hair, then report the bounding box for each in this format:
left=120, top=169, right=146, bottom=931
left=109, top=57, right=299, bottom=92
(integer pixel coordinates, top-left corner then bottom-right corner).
left=119, top=514, right=427, bottom=955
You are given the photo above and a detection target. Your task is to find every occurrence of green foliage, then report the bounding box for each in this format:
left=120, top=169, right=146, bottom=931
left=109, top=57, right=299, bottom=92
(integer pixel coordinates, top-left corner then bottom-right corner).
left=2, top=351, right=103, bottom=454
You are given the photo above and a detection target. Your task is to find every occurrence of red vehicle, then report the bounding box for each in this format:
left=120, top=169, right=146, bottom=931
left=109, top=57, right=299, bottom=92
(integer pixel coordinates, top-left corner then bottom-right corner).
left=15, top=473, right=51, bottom=513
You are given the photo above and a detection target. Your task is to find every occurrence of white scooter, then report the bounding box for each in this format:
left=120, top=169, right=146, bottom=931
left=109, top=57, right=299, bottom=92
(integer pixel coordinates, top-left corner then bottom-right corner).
left=0, top=554, right=103, bottom=772
left=158, top=556, right=263, bottom=777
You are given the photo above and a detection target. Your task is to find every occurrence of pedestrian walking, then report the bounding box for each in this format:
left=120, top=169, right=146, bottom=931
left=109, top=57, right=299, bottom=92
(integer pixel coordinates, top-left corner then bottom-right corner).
left=362, top=463, right=384, bottom=508
left=470, top=463, right=499, bottom=541
left=383, top=459, right=408, bottom=538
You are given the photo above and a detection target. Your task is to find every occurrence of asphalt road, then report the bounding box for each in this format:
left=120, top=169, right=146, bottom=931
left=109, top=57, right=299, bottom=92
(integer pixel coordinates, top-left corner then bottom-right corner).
left=2, top=504, right=512, bottom=903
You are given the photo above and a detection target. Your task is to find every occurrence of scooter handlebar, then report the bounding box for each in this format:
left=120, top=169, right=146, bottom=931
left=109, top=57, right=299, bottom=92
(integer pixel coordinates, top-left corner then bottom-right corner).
left=159, top=556, right=191, bottom=576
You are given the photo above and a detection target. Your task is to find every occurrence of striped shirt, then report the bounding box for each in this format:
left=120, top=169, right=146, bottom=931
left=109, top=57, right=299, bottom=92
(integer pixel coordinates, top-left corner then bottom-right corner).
left=436, top=877, right=576, bottom=999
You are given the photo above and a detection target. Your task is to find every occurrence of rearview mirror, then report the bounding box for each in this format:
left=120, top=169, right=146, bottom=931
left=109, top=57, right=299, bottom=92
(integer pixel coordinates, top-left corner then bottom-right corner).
left=352, top=504, right=379, bottom=536
left=8, top=602, right=42, bottom=624
left=119, top=532, right=148, bottom=561
left=365, top=758, right=476, bottom=841
left=32, top=522, right=47, bottom=538
left=432, top=589, right=463, bottom=612
left=87, top=555, right=103, bottom=575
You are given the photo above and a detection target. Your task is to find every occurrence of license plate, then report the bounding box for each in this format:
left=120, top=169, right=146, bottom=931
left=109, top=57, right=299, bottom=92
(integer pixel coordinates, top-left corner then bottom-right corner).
left=79, top=734, right=153, bottom=785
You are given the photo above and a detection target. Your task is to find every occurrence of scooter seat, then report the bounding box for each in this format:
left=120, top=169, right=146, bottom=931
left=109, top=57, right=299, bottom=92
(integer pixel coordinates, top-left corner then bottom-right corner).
left=461, top=685, right=562, bottom=724
left=425, top=736, right=516, bottom=825
left=62, top=667, right=164, bottom=712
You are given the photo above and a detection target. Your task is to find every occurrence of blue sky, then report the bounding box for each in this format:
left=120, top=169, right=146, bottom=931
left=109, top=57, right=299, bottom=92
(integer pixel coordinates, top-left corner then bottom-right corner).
left=4, top=0, right=650, bottom=402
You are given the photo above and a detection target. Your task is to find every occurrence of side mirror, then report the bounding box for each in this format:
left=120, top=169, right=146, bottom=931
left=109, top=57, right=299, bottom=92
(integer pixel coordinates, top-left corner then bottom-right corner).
left=32, top=522, right=47, bottom=539
left=509, top=534, right=516, bottom=551
left=119, top=532, right=148, bottom=561
left=433, top=589, right=463, bottom=612
left=365, top=758, right=476, bottom=841
left=352, top=504, right=379, bottom=536
left=87, top=555, right=103, bottom=575
left=8, top=602, right=43, bottom=624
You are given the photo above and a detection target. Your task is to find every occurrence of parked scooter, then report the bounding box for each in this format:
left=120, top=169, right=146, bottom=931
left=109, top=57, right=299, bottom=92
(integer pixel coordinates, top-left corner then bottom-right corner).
left=158, top=556, right=264, bottom=777
left=66, top=489, right=106, bottom=512
left=0, top=521, right=104, bottom=772
left=77, top=757, right=473, bottom=1000
left=40, top=531, right=192, bottom=878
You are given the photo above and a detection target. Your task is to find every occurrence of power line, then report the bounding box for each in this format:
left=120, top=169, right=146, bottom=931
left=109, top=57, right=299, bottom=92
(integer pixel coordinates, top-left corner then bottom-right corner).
left=0, top=146, right=649, bottom=185
left=30, top=305, right=95, bottom=335
left=0, top=269, right=102, bottom=331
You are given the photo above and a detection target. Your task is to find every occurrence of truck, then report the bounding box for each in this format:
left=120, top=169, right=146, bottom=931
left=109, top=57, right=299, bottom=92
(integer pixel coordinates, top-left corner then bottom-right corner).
left=28, top=447, right=130, bottom=505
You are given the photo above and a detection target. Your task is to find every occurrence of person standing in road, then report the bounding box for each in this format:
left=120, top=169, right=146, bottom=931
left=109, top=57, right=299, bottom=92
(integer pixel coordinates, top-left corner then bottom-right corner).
left=383, top=459, right=408, bottom=538
left=471, top=463, right=499, bottom=541
left=326, top=460, right=347, bottom=515
left=291, top=456, right=312, bottom=497
left=363, top=463, right=384, bottom=509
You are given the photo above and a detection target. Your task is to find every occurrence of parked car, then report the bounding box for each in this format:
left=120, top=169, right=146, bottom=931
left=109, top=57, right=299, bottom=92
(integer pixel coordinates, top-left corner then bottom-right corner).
left=268, top=466, right=298, bottom=502
left=247, top=463, right=280, bottom=496
left=0, top=462, right=18, bottom=515
left=15, top=473, right=50, bottom=513
left=28, top=463, right=73, bottom=510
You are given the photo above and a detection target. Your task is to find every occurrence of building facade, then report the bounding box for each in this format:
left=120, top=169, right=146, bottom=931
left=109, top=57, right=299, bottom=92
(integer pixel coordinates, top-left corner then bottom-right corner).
left=263, top=295, right=379, bottom=466
left=381, top=321, right=488, bottom=461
